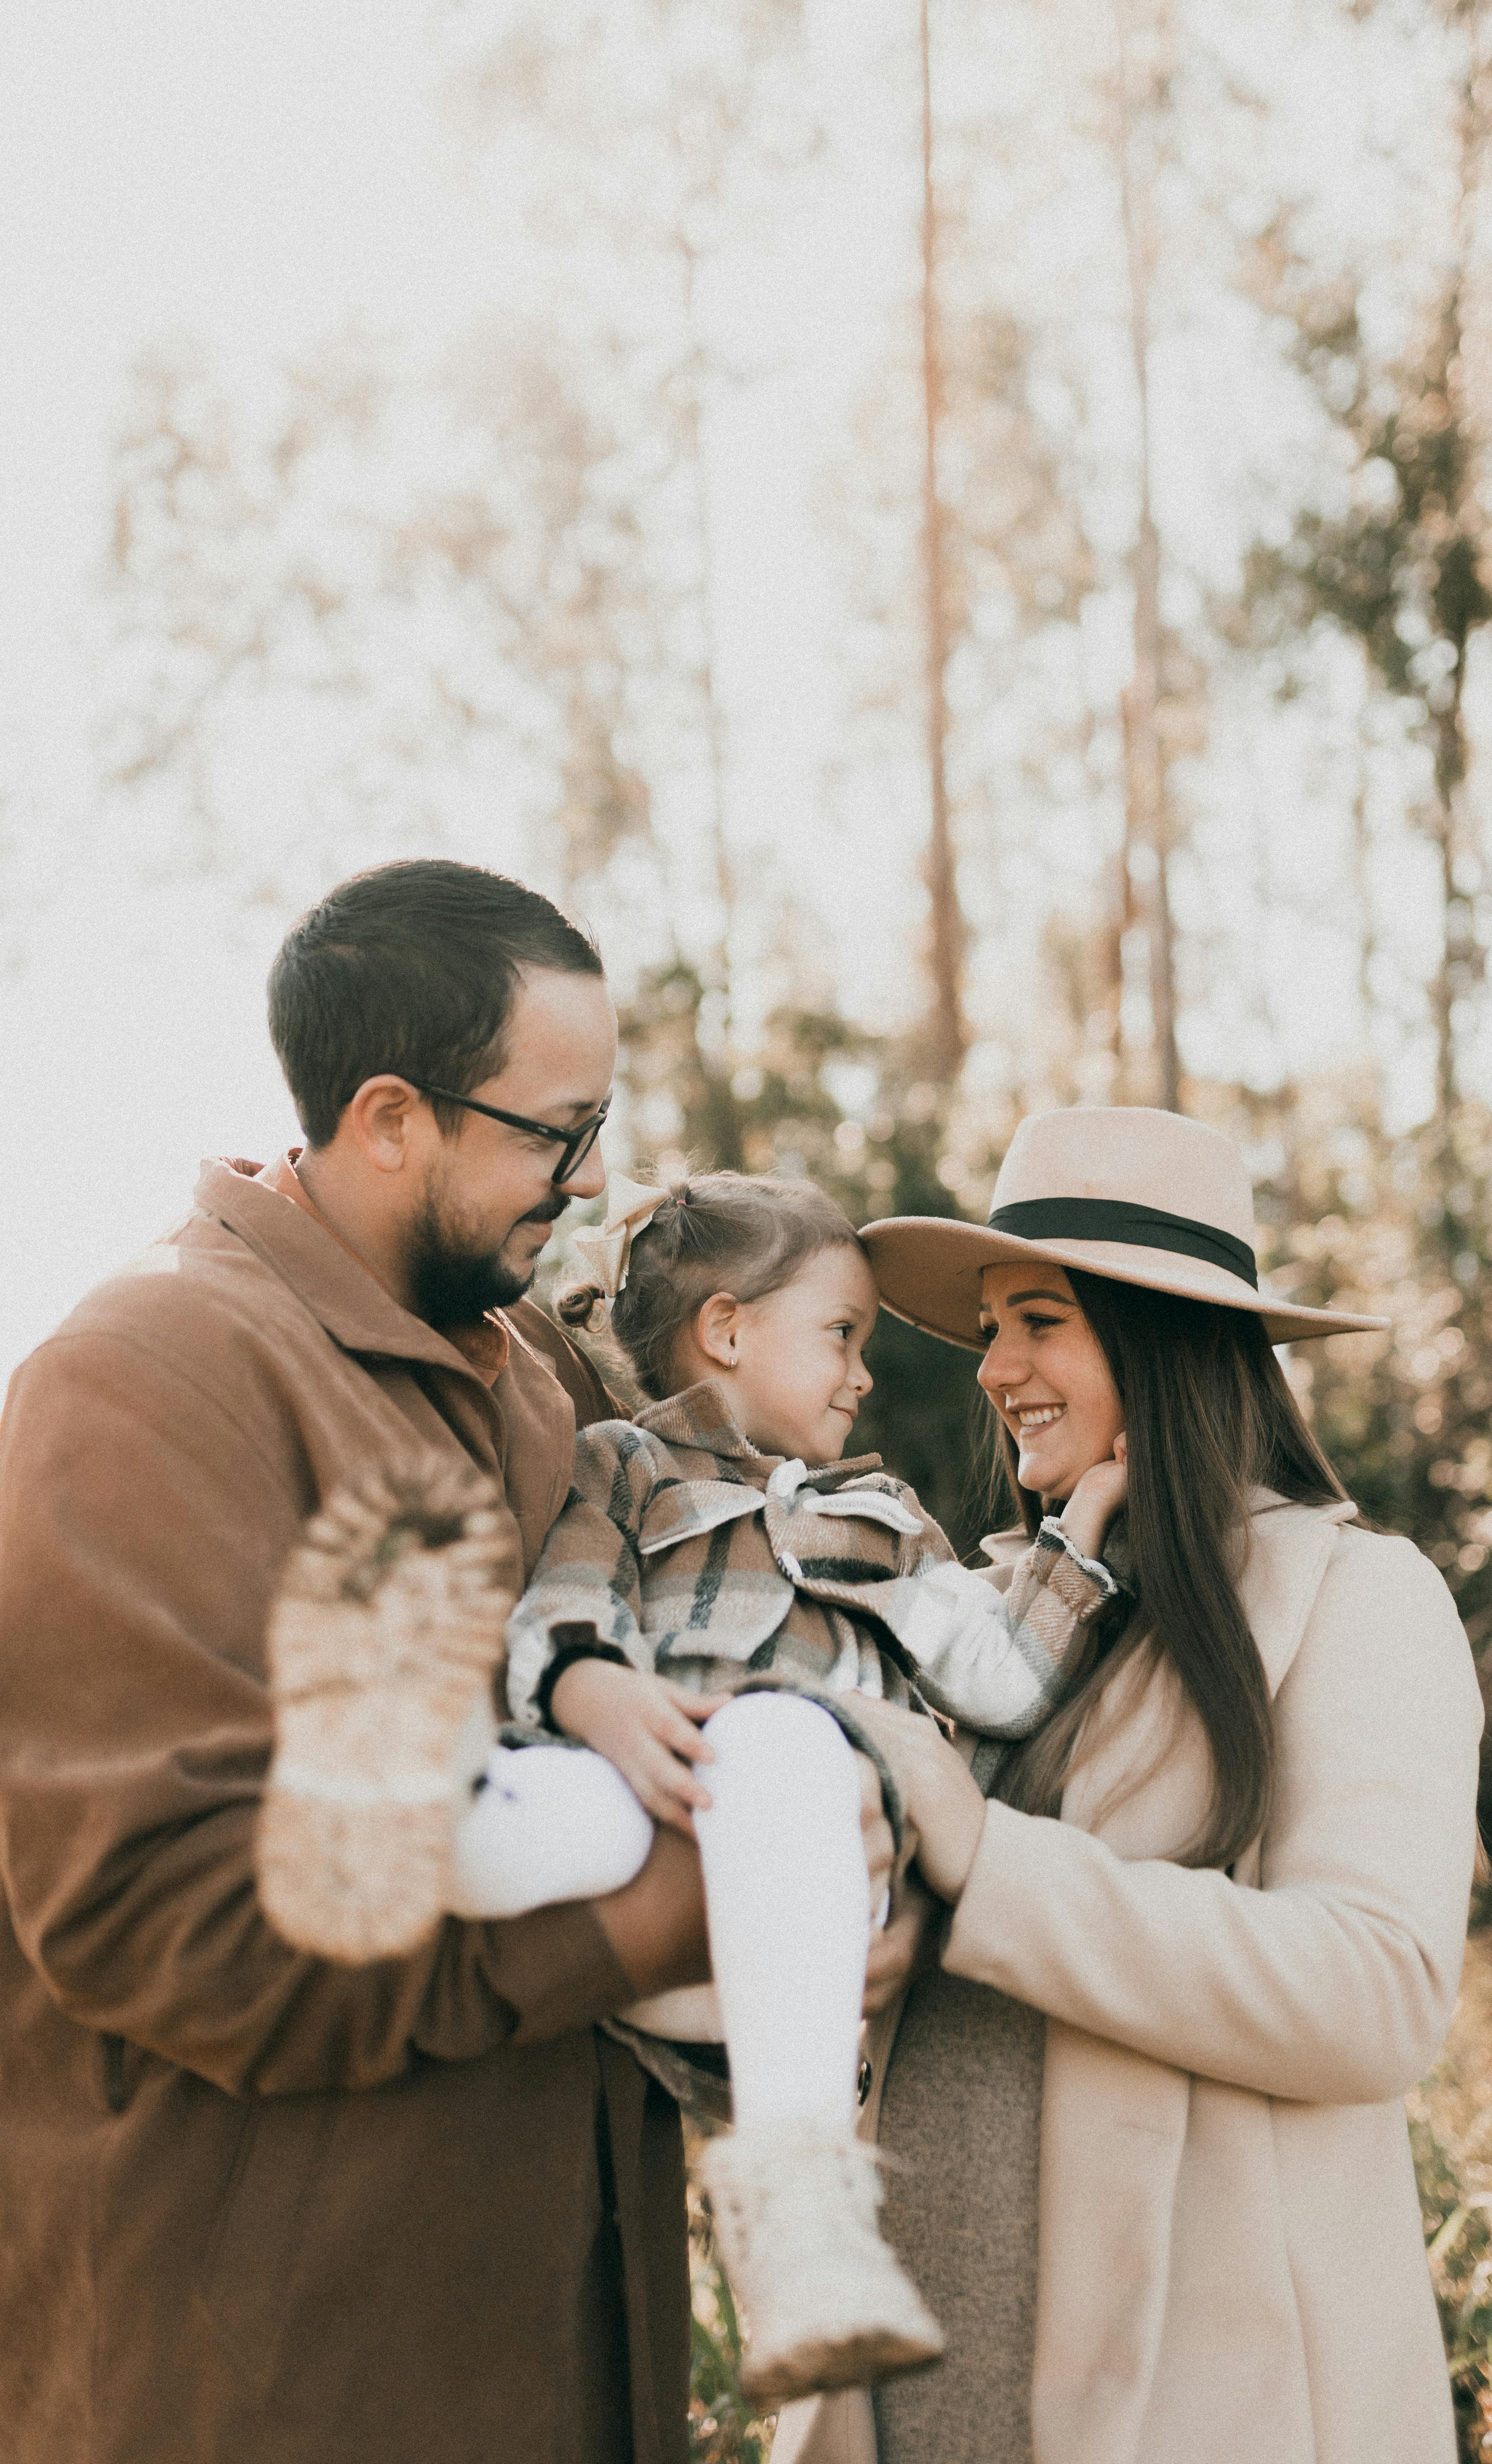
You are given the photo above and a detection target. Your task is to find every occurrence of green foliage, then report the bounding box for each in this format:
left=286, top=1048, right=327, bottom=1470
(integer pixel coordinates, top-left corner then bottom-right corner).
left=1410, top=1925, right=1492, bottom=2462
left=1251, top=1101, right=1492, bottom=1647
left=1242, top=276, right=1492, bottom=787
left=1413, top=2106, right=1492, bottom=2464
left=687, top=2170, right=775, bottom=2464
left=616, top=959, right=992, bottom=1558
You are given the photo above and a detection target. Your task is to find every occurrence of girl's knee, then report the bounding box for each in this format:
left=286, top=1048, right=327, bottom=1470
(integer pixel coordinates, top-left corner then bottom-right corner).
left=704, top=1690, right=853, bottom=1760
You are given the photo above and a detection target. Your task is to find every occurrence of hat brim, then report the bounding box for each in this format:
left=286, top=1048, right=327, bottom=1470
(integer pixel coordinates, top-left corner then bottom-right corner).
left=861, top=1216, right=1390, bottom=1350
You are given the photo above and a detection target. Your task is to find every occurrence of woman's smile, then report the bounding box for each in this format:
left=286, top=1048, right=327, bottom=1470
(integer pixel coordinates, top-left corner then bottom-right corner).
left=1007, top=1400, right=1065, bottom=1433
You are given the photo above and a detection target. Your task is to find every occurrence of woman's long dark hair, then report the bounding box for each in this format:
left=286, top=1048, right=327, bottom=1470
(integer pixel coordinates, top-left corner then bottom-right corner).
left=993, top=1271, right=1349, bottom=1870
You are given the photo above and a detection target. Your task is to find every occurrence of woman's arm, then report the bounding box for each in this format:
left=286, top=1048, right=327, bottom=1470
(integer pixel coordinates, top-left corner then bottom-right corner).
left=941, top=1530, right=1482, bottom=2103
left=861, top=1530, right=1483, bottom=2105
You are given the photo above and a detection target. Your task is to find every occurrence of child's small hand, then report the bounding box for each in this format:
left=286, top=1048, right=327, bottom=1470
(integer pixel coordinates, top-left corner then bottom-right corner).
left=548, top=1658, right=730, bottom=1836
left=1059, top=1431, right=1127, bottom=1563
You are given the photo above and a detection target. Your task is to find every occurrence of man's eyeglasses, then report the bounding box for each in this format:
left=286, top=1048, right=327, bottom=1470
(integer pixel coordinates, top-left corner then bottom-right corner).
left=409, top=1083, right=610, bottom=1187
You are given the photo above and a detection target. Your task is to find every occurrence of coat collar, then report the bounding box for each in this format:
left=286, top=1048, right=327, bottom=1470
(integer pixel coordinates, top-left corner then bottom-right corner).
left=193, top=1156, right=504, bottom=1386
left=632, top=1379, right=884, bottom=1488
left=1061, top=1490, right=1358, bottom=1858
left=1239, top=1487, right=1358, bottom=1695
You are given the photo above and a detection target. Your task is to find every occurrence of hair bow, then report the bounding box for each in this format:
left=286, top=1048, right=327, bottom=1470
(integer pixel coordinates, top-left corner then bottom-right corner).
left=568, top=1172, right=674, bottom=1330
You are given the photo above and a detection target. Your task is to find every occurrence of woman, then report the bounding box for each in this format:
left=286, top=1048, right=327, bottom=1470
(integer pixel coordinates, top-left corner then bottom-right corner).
left=777, top=1103, right=1483, bottom=2464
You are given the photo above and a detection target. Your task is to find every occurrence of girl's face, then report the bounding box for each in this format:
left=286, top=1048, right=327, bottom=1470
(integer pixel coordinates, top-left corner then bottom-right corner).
left=725, top=1245, right=879, bottom=1463
left=976, top=1262, right=1125, bottom=1502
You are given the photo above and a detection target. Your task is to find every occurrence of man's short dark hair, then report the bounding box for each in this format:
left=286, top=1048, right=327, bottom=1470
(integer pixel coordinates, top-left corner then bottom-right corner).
left=268, top=860, right=605, bottom=1148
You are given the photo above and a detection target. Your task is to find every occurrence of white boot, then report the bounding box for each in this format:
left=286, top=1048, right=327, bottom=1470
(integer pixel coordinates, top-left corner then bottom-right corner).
left=257, top=1456, right=516, bottom=1964
left=698, top=2121, right=943, bottom=2405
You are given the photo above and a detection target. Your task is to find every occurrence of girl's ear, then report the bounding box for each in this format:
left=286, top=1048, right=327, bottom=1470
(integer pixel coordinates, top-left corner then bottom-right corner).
left=694, top=1291, right=745, bottom=1372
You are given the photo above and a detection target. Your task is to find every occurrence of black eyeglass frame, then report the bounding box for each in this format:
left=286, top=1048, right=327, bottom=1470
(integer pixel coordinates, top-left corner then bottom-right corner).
left=408, top=1081, right=611, bottom=1187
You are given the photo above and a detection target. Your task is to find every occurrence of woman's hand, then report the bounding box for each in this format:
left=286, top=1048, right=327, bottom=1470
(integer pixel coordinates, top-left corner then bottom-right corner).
left=855, top=1747, right=896, bottom=1927
left=863, top=1868, right=942, bottom=2012
left=1058, top=1429, right=1127, bottom=1562
left=549, top=1660, right=729, bottom=1836
left=848, top=1698, right=987, bottom=1902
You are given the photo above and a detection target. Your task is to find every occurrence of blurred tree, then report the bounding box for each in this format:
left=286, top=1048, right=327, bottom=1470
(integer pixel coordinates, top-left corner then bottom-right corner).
left=105, top=323, right=679, bottom=919
left=1112, top=0, right=1182, bottom=1110
left=1242, top=268, right=1492, bottom=1125
left=1230, top=12, right=1492, bottom=1768
left=1242, top=0, right=1492, bottom=1131
left=603, top=954, right=988, bottom=1550
left=918, top=0, right=969, bottom=1086
left=438, top=0, right=817, bottom=1081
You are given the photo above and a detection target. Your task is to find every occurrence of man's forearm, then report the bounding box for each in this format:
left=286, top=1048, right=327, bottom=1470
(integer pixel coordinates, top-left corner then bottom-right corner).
left=590, top=1827, right=711, bottom=1999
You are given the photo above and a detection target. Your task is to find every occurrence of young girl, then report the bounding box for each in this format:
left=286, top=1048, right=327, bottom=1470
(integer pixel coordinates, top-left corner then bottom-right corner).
left=259, top=1171, right=1127, bottom=2407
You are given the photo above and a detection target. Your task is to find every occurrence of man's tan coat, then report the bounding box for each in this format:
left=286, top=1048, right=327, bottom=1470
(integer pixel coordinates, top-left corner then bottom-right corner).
left=0, top=1158, right=691, bottom=2464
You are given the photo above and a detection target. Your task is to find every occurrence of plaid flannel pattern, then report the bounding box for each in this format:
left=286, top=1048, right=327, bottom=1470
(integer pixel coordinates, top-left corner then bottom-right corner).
left=504, top=1380, right=1116, bottom=1737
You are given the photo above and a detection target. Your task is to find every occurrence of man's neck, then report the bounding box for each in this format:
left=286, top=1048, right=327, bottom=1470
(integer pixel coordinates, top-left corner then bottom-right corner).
left=292, top=1147, right=416, bottom=1313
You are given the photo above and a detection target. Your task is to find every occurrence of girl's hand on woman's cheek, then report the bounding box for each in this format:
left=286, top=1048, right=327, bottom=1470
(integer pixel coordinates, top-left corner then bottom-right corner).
left=1059, top=1436, right=1127, bottom=1560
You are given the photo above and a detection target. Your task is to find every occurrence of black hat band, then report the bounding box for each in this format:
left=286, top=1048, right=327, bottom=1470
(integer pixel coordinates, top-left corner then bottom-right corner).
left=986, top=1196, right=1259, bottom=1289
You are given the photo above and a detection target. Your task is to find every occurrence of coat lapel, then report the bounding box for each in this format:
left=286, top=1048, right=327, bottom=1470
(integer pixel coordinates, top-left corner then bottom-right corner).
left=1237, top=1493, right=1358, bottom=1697
left=1032, top=1497, right=1352, bottom=2464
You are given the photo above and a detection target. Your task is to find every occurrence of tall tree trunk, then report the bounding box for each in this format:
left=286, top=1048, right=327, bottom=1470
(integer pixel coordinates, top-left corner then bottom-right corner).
left=1431, top=10, right=1492, bottom=1125
left=919, top=0, right=968, bottom=1086
left=1432, top=649, right=1468, bottom=1122
left=1114, top=0, right=1180, bottom=1112
left=1099, top=839, right=1135, bottom=1099
left=678, top=236, right=736, bottom=1047
left=678, top=235, right=745, bottom=1170
left=1347, top=740, right=1377, bottom=1030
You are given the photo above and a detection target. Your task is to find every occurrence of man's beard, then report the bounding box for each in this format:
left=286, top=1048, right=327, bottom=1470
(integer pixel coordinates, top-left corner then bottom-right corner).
left=404, top=1190, right=566, bottom=1330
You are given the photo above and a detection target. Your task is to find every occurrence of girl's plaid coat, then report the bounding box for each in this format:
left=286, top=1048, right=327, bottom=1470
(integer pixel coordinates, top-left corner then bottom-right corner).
left=504, top=1379, right=1116, bottom=1737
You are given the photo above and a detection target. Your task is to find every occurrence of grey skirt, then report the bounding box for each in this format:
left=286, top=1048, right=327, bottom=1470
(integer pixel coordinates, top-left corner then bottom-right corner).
left=872, top=1970, right=1045, bottom=2464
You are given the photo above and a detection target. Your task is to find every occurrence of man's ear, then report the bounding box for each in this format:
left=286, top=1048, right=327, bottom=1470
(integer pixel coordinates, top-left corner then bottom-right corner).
left=343, top=1076, right=426, bottom=1176
left=693, top=1291, right=744, bottom=1371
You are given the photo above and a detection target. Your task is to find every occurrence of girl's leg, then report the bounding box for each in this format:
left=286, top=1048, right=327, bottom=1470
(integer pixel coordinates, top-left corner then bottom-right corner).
left=450, top=1743, right=655, bottom=1919
left=692, top=1691, right=941, bottom=2404
left=693, top=1691, right=872, bottom=2129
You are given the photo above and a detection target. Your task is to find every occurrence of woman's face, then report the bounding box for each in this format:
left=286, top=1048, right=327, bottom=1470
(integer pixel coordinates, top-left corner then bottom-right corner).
left=977, top=1262, right=1125, bottom=1502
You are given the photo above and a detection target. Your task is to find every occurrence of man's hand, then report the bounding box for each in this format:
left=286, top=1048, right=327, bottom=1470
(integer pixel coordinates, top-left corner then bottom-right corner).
left=549, top=1659, right=729, bottom=1835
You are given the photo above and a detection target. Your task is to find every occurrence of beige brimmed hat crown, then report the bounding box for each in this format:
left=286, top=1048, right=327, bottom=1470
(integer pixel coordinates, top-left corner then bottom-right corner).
left=863, top=1106, right=1388, bottom=1349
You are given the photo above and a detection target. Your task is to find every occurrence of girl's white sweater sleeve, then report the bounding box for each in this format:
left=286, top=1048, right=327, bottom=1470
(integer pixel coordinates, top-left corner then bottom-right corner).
left=942, top=1528, right=1483, bottom=2105
left=876, top=1520, right=1117, bottom=1736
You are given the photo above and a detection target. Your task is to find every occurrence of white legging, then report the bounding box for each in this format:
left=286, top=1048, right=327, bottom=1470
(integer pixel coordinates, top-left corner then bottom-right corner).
left=452, top=1691, right=871, bottom=2129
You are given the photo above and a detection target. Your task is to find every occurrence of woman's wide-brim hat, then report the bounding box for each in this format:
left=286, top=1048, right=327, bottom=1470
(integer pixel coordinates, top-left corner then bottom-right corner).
left=862, top=1105, right=1389, bottom=1350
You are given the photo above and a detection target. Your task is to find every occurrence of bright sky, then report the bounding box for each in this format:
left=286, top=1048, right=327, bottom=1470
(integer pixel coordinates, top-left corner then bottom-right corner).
left=0, top=0, right=1462, bottom=1384
left=0, top=0, right=917, bottom=1383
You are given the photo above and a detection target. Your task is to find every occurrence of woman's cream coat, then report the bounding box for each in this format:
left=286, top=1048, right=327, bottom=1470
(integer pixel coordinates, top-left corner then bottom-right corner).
left=777, top=1496, right=1482, bottom=2464
left=960, top=1497, right=1479, bottom=2464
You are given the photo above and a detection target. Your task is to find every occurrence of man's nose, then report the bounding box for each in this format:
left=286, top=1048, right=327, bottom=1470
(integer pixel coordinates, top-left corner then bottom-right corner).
left=565, top=1142, right=609, bottom=1205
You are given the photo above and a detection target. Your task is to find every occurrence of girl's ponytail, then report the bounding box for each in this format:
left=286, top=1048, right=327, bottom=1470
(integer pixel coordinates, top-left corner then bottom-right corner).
left=555, top=1280, right=606, bottom=1331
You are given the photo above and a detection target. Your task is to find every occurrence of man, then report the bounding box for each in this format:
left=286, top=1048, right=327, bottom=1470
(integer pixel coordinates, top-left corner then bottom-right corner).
left=0, top=861, right=892, bottom=2464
